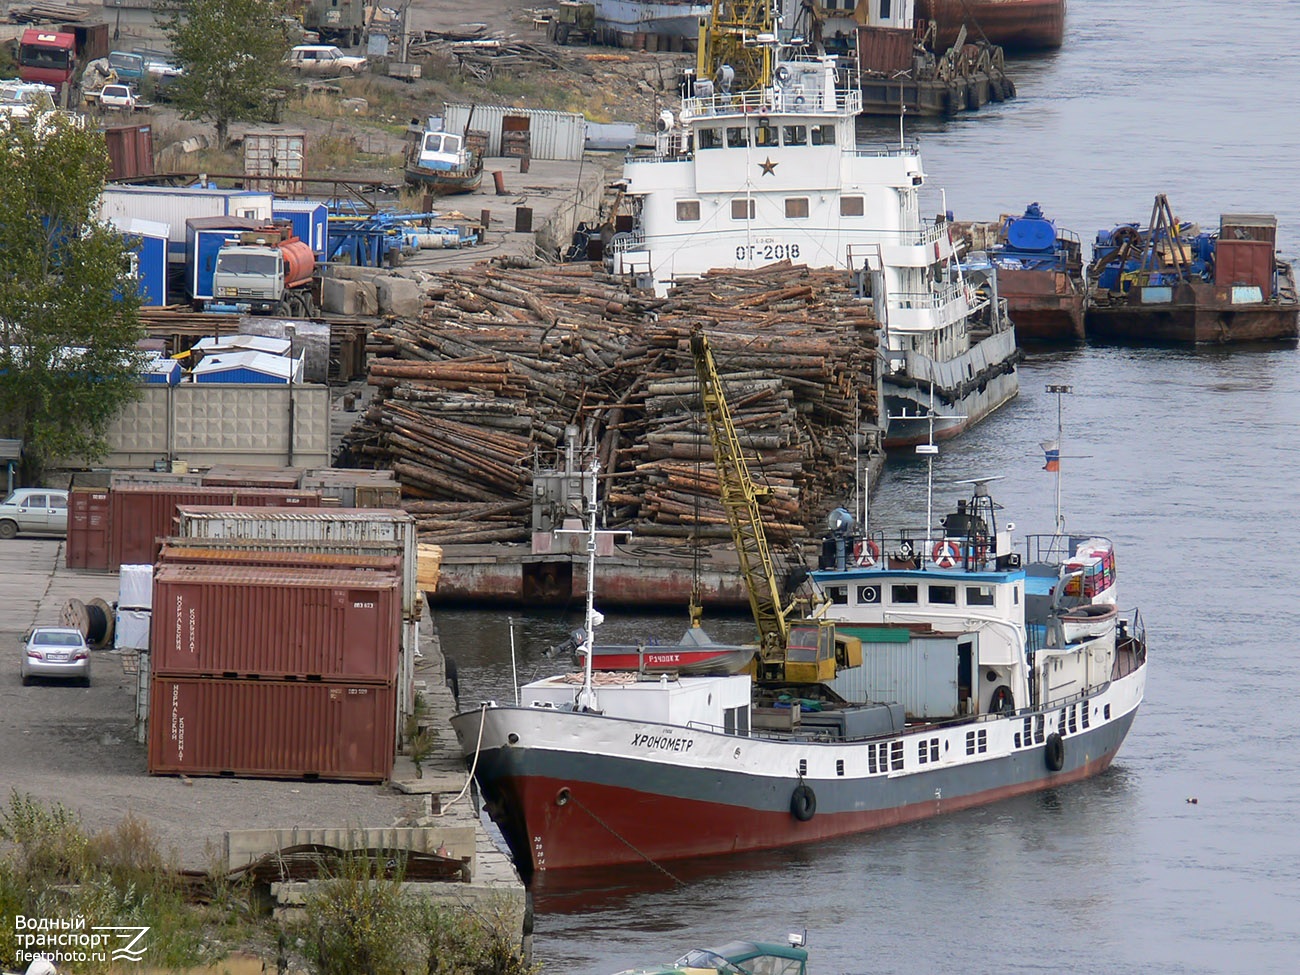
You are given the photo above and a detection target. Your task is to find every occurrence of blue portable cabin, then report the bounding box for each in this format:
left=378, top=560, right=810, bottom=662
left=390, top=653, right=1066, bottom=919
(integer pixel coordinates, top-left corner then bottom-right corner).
left=192, top=350, right=303, bottom=384
left=141, top=352, right=181, bottom=385
left=185, top=216, right=267, bottom=302
left=110, top=217, right=169, bottom=306
left=272, top=199, right=329, bottom=257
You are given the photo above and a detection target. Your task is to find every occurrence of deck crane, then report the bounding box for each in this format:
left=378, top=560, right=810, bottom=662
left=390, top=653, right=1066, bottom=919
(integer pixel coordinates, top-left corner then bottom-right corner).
left=696, top=0, right=777, bottom=95
left=690, top=331, right=858, bottom=684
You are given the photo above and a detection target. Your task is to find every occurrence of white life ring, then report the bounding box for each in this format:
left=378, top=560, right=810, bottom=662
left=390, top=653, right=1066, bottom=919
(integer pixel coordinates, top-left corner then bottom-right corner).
left=933, top=540, right=961, bottom=568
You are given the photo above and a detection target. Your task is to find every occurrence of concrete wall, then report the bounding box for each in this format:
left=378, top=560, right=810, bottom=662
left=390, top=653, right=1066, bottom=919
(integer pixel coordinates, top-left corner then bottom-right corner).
left=101, top=383, right=330, bottom=469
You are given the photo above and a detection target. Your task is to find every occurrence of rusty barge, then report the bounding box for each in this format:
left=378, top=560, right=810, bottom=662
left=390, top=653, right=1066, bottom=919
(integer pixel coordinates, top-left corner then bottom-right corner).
left=918, top=0, right=1065, bottom=53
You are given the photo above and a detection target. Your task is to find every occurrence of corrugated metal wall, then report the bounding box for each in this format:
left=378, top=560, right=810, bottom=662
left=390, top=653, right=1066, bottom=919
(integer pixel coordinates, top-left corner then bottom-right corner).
left=442, top=104, right=586, bottom=161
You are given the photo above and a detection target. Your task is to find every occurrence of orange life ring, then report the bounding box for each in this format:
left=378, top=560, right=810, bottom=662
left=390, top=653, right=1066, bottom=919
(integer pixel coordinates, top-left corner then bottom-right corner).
left=932, top=540, right=961, bottom=568
left=852, top=538, right=880, bottom=567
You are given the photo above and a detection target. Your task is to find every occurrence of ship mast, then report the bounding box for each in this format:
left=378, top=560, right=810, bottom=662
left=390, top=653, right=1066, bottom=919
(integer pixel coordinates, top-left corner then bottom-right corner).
left=1046, top=383, right=1071, bottom=535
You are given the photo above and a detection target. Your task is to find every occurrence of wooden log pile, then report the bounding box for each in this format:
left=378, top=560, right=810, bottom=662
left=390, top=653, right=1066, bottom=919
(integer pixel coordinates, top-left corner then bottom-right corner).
left=342, top=259, right=880, bottom=543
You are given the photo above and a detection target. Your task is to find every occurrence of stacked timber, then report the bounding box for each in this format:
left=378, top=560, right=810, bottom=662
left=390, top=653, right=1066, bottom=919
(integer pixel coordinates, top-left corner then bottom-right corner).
left=343, top=260, right=880, bottom=543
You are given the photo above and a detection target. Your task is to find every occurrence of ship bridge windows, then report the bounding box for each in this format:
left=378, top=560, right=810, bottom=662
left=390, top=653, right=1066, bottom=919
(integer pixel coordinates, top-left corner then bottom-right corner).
left=731, top=199, right=756, bottom=220
left=698, top=128, right=723, bottom=150
left=755, top=123, right=778, bottom=147
left=726, top=126, right=749, bottom=148
left=891, top=584, right=918, bottom=604
left=966, top=585, right=995, bottom=607
left=825, top=585, right=848, bottom=605
left=841, top=196, right=865, bottom=217
left=783, top=124, right=807, bottom=146
left=811, top=123, right=837, bottom=146
left=786, top=198, right=810, bottom=219
left=928, top=585, right=957, bottom=605
left=676, top=200, right=701, bottom=222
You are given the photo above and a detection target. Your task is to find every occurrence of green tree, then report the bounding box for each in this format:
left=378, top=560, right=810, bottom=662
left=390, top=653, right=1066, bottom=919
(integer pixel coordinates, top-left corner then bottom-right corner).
left=0, top=115, right=146, bottom=485
left=162, top=0, right=293, bottom=150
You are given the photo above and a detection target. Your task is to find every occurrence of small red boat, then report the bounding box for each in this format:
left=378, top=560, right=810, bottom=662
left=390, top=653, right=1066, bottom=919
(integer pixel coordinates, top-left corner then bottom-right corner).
left=569, top=625, right=756, bottom=676
left=917, top=0, right=1065, bottom=52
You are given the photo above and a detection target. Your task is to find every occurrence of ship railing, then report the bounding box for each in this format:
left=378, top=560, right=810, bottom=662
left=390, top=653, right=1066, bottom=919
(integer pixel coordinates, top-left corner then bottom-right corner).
left=846, top=142, right=922, bottom=160
left=886, top=283, right=967, bottom=314
left=1022, top=532, right=1114, bottom=565
left=682, top=85, right=862, bottom=118
left=608, top=230, right=646, bottom=254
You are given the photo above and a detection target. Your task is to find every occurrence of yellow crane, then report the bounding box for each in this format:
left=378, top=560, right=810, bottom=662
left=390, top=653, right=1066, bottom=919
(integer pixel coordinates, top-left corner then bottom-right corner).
left=696, top=0, right=776, bottom=94
left=690, top=331, right=858, bottom=684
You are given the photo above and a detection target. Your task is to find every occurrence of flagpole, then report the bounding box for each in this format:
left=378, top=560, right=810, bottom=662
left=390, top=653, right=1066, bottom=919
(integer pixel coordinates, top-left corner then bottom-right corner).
left=1047, top=384, right=1072, bottom=534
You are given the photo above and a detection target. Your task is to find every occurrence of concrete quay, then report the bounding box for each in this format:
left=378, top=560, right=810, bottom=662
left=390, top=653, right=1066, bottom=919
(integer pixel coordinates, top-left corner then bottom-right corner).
left=0, top=537, right=522, bottom=924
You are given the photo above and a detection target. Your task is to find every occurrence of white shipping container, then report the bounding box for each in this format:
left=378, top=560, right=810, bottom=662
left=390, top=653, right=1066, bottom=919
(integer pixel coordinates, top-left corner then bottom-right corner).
left=118, top=563, right=154, bottom=610
left=173, top=507, right=419, bottom=621
left=442, top=104, right=586, bottom=161
left=115, top=608, right=151, bottom=651
left=98, top=186, right=275, bottom=257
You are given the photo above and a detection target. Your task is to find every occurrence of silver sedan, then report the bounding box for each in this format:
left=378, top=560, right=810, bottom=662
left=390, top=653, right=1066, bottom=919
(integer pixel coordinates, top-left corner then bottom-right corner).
left=21, top=627, right=90, bottom=686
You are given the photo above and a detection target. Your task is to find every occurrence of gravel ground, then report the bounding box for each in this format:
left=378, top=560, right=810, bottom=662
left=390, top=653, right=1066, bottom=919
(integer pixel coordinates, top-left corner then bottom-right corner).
left=0, top=539, right=430, bottom=869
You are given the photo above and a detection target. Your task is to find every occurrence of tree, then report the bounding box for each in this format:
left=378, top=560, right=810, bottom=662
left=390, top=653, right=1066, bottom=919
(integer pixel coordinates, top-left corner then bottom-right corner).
left=0, top=114, right=146, bottom=485
left=161, top=0, right=294, bottom=150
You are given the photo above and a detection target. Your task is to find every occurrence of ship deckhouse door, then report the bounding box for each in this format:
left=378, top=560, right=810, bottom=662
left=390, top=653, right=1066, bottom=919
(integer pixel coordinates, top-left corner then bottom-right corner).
left=958, top=638, right=975, bottom=715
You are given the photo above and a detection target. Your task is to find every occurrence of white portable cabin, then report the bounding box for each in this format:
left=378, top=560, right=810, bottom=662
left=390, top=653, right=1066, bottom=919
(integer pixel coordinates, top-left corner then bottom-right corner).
left=98, top=185, right=274, bottom=262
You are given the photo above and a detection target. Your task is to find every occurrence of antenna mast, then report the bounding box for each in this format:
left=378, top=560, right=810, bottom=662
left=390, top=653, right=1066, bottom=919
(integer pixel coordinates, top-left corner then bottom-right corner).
left=1046, top=383, right=1072, bottom=535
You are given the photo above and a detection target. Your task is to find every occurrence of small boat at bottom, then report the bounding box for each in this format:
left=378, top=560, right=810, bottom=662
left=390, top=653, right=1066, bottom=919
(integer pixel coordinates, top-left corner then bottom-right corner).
left=613, top=936, right=810, bottom=975
left=403, top=128, right=483, bottom=195
left=1085, top=194, right=1300, bottom=345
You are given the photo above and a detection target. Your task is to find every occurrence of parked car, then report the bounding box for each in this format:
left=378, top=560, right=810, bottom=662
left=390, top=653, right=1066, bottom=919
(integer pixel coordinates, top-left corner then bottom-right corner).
left=21, top=626, right=90, bottom=686
left=285, top=44, right=367, bottom=76
left=97, top=83, right=138, bottom=111
left=0, top=488, right=68, bottom=538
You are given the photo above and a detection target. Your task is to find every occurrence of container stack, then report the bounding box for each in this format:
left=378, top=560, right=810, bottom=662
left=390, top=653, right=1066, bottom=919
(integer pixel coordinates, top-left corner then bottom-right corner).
left=146, top=558, right=402, bottom=782
left=144, top=506, right=425, bottom=782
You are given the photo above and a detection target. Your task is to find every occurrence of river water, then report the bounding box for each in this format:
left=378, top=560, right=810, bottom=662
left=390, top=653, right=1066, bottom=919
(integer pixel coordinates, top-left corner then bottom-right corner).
left=441, top=3, right=1300, bottom=971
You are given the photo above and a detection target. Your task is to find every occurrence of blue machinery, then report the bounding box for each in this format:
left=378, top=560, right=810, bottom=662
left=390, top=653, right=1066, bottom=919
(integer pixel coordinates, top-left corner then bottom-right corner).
left=325, top=210, right=475, bottom=267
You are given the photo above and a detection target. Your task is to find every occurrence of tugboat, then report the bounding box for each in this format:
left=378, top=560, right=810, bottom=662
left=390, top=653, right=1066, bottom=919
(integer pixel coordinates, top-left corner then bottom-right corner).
left=403, top=124, right=483, bottom=196
left=1085, top=194, right=1300, bottom=345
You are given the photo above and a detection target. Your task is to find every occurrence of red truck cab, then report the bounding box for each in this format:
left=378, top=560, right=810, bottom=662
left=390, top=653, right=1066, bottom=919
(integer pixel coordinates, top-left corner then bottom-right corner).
left=18, top=29, right=77, bottom=93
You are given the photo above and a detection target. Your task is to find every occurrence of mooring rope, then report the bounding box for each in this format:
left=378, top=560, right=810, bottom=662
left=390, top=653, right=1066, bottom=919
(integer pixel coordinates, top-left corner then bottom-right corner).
left=438, top=702, right=488, bottom=813
left=568, top=791, right=683, bottom=885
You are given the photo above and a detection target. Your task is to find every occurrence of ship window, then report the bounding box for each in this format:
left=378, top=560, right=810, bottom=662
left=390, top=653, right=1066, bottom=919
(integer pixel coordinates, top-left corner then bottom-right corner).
left=785, top=197, right=809, bottom=219
left=931, top=738, right=940, bottom=761
left=880, top=0, right=892, bottom=17
left=826, top=586, right=848, bottom=605
left=868, top=745, right=878, bottom=774
left=811, top=123, right=836, bottom=146
left=1082, top=701, right=1090, bottom=729
left=1069, top=705, right=1078, bottom=734
left=1104, top=703, right=1111, bottom=720
left=965, top=731, right=976, bottom=755
left=966, top=585, right=995, bottom=606
left=676, top=200, right=701, bottom=222
left=726, top=126, right=748, bottom=147
left=1035, top=714, right=1045, bottom=743
left=928, top=585, right=957, bottom=605
left=890, top=584, right=918, bottom=604
left=977, top=729, right=987, bottom=753
left=1014, top=732, right=1021, bottom=748
left=890, top=740, right=904, bottom=770
left=783, top=124, right=807, bottom=146
left=836, top=759, right=844, bottom=777
left=798, top=758, right=808, bottom=776
left=731, top=198, right=756, bottom=220
left=755, top=123, right=777, bottom=147
left=841, top=196, right=864, bottom=217
left=1014, top=584, right=1020, bottom=604
left=918, top=740, right=928, bottom=763
left=698, top=128, right=723, bottom=150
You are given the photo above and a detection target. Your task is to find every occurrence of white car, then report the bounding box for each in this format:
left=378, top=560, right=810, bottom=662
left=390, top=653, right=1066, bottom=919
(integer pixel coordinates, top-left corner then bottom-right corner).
left=0, top=488, right=68, bottom=538
left=97, top=84, right=137, bottom=111
left=285, top=45, right=367, bottom=76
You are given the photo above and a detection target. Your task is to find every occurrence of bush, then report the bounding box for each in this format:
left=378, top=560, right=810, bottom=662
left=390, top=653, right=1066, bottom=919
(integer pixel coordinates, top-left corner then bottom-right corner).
left=303, top=852, right=413, bottom=975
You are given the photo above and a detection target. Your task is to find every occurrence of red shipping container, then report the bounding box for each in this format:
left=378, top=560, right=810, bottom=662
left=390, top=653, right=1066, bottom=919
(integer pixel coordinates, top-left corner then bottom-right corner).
left=109, top=485, right=322, bottom=566
left=151, top=563, right=400, bottom=681
left=67, top=488, right=111, bottom=570
left=148, top=676, right=395, bottom=781
left=857, top=26, right=914, bottom=74
left=102, top=123, right=154, bottom=181
left=1214, top=238, right=1274, bottom=291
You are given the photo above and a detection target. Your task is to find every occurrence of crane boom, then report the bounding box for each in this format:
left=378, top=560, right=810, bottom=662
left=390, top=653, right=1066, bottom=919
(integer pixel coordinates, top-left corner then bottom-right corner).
left=690, top=331, right=793, bottom=670
left=696, top=0, right=775, bottom=93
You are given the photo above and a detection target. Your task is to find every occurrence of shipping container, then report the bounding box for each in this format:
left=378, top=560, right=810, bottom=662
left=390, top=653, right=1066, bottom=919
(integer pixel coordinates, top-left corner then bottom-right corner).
left=67, top=487, right=111, bottom=570
left=856, top=25, right=914, bottom=74
left=151, top=563, right=400, bottom=681
left=147, top=676, right=395, bottom=781
left=300, top=469, right=399, bottom=508
left=98, top=186, right=274, bottom=263
left=243, top=129, right=306, bottom=194
left=102, top=122, right=154, bottom=181
left=158, top=542, right=401, bottom=575
left=110, top=470, right=205, bottom=488
left=185, top=217, right=268, bottom=300
left=110, top=486, right=322, bottom=566
left=201, top=466, right=304, bottom=490
left=1220, top=213, right=1277, bottom=246
left=174, top=506, right=418, bottom=619
left=271, top=199, right=329, bottom=256
left=442, top=104, right=585, bottom=161
left=1215, top=238, right=1275, bottom=291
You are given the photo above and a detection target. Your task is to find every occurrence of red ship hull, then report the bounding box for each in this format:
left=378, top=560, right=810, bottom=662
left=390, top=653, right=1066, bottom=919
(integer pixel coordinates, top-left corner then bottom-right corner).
left=918, top=0, right=1065, bottom=52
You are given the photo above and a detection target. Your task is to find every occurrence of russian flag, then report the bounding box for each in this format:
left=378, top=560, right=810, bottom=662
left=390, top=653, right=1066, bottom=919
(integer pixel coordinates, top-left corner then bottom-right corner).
left=1041, top=440, right=1060, bottom=472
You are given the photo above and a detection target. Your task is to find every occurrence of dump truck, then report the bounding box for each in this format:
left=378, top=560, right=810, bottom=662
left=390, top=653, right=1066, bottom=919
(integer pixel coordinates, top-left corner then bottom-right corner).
left=210, top=225, right=318, bottom=317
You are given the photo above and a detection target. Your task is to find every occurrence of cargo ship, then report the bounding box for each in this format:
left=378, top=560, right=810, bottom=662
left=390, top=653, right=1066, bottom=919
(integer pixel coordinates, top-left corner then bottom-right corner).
left=917, top=0, right=1065, bottom=52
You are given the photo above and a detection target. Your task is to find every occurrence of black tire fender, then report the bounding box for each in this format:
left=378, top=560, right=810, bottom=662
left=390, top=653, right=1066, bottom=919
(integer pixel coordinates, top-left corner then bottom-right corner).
left=1045, top=732, right=1065, bottom=772
left=790, top=783, right=816, bottom=821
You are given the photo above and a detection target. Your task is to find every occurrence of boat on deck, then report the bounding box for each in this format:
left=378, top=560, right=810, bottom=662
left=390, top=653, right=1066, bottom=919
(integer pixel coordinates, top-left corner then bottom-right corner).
left=556, top=621, right=757, bottom=676
left=917, top=0, right=1065, bottom=53
left=403, top=128, right=483, bottom=195
left=1085, top=195, right=1299, bottom=345
left=449, top=464, right=1146, bottom=876
left=955, top=202, right=1086, bottom=343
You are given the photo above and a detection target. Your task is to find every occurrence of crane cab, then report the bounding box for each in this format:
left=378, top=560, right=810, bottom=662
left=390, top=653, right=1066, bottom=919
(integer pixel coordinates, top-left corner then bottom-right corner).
left=782, top=622, right=862, bottom=684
